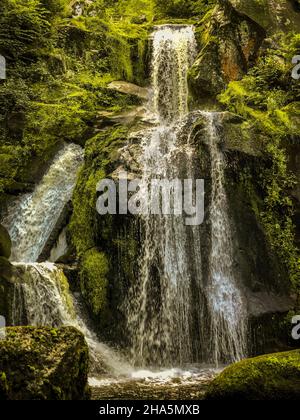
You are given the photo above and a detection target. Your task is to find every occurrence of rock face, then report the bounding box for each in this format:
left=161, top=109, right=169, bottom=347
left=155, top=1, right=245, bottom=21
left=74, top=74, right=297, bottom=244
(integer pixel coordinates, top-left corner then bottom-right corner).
left=189, top=1, right=265, bottom=104
left=225, top=0, right=300, bottom=33
left=0, top=224, right=11, bottom=259
left=0, top=327, right=90, bottom=400
left=0, top=257, right=14, bottom=324
left=0, top=225, right=13, bottom=325
left=107, top=81, right=149, bottom=100
left=205, top=349, right=300, bottom=400
left=189, top=0, right=300, bottom=104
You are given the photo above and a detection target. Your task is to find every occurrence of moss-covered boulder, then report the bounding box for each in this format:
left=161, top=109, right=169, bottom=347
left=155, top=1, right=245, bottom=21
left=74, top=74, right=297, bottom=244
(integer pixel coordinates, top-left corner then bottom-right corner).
left=189, top=1, right=265, bottom=104
left=69, top=126, right=140, bottom=342
left=206, top=350, right=300, bottom=400
left=224, top=0, right=300, bottom=33
left=0, top=326, right=90, bottom=400
left=0, top=225, right=11, bottom=259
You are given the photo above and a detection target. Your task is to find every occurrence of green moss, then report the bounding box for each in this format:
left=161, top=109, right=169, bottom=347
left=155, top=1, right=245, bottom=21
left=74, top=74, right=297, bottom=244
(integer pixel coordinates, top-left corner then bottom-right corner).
left=69, top=125, right=140, bottom=338
left=69, top=126, right=130, bottom=329
left=155, top=0, right=216, bottom=19
left=80, top=249, right=109, bottom=318
left=70, top=126, right=129, bottom=255
left=206, top=349, right=300, bottom=400
left=0, top=0, right=151, bottom=204
left=219, top=32, right=300, bottom=298
left=0, top=326, right=90, bottom=400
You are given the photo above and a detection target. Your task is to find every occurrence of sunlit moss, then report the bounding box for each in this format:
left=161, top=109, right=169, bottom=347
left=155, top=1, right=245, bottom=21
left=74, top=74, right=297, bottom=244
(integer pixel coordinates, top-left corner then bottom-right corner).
left=219, top=33, right=300, bottom=297
left=206, top=349, right=300, bottom=400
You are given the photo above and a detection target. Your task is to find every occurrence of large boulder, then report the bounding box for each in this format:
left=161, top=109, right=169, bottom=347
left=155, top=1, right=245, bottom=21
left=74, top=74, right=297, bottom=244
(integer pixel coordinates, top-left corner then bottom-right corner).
left=223, top=0, right=300, bottom=33
left=0, top=326, right=90, bottom=400
left=206, top=349, right=300, bottom=400
left=189, top=0, right=300, bottom=104
left=189, top=1, right=265, bottom=104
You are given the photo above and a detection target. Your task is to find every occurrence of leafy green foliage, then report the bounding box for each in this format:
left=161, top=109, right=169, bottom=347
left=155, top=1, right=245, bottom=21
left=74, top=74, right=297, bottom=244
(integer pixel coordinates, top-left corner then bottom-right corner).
left=0, top=0, right=150, bottom=200
left=0, top=0, right=50, bottom=62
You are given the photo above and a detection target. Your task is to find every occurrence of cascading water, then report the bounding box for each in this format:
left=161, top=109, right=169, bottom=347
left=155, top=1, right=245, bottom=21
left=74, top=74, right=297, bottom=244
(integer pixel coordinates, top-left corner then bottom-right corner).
left=11, top=263, right=76, bottom=327
left=204, top=112, right=247, bottom=364
left=4, top=25, right=248, bottom=397
left=3, top=143, right=83, bottom=263
left=11, top=263, right=132, bottom=377
left=151, top=26, right=196, bottom=122
left=4, top=141, right=132, bottom=377
left=126, top=26, right=200, bottom=368
left=126, top=26, right=247, bottom=368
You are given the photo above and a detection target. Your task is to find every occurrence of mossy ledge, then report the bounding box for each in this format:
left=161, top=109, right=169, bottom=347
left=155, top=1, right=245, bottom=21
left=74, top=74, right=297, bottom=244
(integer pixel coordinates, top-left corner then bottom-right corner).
left=205, top=349, right=300, bottom=400
left=0, top=326, right=90, bottom=400
left=69, top=126, right=140, bottom=342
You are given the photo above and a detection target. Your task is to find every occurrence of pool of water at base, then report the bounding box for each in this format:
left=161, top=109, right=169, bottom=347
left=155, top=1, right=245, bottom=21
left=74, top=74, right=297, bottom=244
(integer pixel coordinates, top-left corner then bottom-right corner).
left=89, top=366, right=222, bottom=400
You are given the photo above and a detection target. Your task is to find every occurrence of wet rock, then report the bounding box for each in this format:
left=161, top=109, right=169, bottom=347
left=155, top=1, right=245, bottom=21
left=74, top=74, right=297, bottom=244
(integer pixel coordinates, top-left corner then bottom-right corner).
left=38, top=203, right=72, bottom=263
left=96, top=106, right=147, bottom=129
left=247, top=291, right=294, bottom=318
left=218, top=112, right=264, bottom=156
left=0, top=326, right=90, bottom=400
left=0, top=257, right=15, bottom=324
left=189, top=2, right=265, bottom=104
left=0, top=224, right=11, bottom=259
left=107, top=81, right=149, bottom=100
left=206, top=349, right=300, bottom=400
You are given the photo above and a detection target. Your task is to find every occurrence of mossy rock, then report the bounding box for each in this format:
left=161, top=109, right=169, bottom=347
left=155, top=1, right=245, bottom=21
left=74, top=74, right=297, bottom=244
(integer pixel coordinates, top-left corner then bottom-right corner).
left=205, top=349, right=300, bottom=400
left=189, top=2, right=265, bottom=104
left=225, top=0, right=300, bottom=33
left=0, top=225, right=11, bottom=259
left=80, top=249, right=109, bottom=319
left=0, top=326, right=90, bottom=400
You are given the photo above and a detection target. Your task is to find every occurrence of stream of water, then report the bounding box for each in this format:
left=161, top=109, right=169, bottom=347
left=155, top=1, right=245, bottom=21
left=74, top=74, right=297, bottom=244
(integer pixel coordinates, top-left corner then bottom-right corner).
left=3, top=143, right=83, bottom=262
left=3, top=25, right=248, bottom=399
left=126, top=26, right=247, bottom=369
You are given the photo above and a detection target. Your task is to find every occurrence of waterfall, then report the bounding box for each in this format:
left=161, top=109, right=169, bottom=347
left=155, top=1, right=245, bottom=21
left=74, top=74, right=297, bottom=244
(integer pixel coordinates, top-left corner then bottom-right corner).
left=11, top=262, right=132, bottom=377
left=151, top=25, right=196, bottom=123
left=4, top=25, right=248, bottom=382
left=204, top=112, right=247, bottom=363
left=126, top=26, right=247, bottom=368
left=3, top=143, right=83, bottom=263
left=4, top=141, right=132, bottom=377
left=11, top=263, right=76, bottom=327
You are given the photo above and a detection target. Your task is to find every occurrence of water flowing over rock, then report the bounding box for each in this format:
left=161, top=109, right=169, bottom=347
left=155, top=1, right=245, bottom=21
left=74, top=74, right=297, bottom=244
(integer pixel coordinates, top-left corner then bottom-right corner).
left=204, top=112, right=247, bottom=363
left=10, top=262, right=132, bottom=377
left=2, top=144, right=84, bottom=263
left=125, top=25, right=247, bottom=368
left=11, top=263, right=76, bottom=327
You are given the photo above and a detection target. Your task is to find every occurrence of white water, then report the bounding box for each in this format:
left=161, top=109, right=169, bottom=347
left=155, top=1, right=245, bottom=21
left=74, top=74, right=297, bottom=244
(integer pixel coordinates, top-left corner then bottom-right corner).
left=151, top=25, right=197, bottom=123
left=126, top=26, right=201, bottom=367
left=126, top=26, right=247, bottom=368
left=49, top=228, right=68, bottom=262
left=204, top=112, right=247, bottom=363
left=11, top=262, right=132, bottom=377
left=3, top=143, right=83, bottom=262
